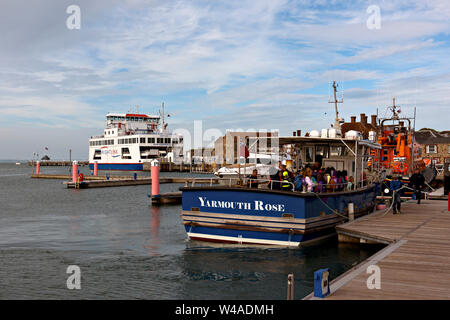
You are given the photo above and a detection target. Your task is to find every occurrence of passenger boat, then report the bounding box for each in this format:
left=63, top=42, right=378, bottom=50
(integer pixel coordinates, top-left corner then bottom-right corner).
left=88, top=104, right=183, bottom=171
left=180, top=136, right=381, bottom=246
left=180, top=83, right=383, bottom=246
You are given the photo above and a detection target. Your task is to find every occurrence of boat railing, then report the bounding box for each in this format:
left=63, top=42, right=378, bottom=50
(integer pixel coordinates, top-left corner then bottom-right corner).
left=187, top=177, right=373, bottom=193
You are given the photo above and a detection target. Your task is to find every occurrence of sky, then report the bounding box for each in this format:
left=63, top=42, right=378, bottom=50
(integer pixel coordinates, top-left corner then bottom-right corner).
left=0, top=0, right=449, bottom=160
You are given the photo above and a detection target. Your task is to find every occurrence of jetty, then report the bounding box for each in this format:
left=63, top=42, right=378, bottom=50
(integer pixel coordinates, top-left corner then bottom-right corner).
left=304, top=199, right=450, bottom=299
left=30, top=173, right=218, bottom=189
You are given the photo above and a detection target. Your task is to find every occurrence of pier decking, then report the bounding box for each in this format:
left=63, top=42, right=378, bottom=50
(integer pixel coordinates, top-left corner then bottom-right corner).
left=30, top=173, right=218, bottom=188
left=305, top=200, right=450, bottom=300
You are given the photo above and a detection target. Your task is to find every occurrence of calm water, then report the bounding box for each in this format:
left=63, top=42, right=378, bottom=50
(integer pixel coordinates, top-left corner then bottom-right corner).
left=0, top=163, right=383, bottom=299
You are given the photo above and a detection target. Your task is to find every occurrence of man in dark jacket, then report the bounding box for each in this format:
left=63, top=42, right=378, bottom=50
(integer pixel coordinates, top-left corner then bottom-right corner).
left=390, top=175, right=403, bottom=214
left=409, top=168, right=425, bottom=204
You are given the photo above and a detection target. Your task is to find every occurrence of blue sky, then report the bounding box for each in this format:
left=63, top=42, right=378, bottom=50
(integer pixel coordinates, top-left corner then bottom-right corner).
left=0, top=0, right=449, bottom=159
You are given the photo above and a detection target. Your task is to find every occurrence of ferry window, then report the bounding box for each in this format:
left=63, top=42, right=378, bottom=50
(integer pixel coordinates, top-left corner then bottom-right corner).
left=157, top=138, right=163, bottom=143
left=165, top=138, right=170, bottom=143
left=148, top=138, right=155, bottom=143
left=172, top=139, right=177, bottom=144
left=133, top=138, right=137, bottom=143
left=140, top=138, right=145, bottom=143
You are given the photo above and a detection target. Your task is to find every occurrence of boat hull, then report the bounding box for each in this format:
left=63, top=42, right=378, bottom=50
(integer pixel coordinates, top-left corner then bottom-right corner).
left=181, top=185, right=377, bottom=246
left=88, top=163, right=144, bottom=171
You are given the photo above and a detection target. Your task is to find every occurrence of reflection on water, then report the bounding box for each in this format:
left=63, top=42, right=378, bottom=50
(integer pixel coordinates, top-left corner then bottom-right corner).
left=0, top=163, right=383, bottom=299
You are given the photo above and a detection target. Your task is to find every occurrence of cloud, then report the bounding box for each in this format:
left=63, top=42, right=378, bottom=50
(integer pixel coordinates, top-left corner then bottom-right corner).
left=0, top=0, right=450, bottom=159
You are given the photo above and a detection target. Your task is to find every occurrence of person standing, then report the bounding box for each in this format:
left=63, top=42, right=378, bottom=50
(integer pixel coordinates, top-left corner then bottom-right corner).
left=410, top=168, right=425, bottom=204
left=390, top=175, right=403, bottom=214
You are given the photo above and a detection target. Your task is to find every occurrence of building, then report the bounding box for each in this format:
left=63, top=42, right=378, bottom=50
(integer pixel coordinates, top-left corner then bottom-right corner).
left=414, top=130, right=450, bottom=170
left=214, top=131, right=279, bottom=165
left=341, top=113, right=378, bottom=139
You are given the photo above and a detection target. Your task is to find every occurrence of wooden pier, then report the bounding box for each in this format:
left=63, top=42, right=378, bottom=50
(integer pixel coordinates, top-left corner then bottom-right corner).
left=29, top=174, right=218, bottom=188
left=304, top=199, right=450, bottom=300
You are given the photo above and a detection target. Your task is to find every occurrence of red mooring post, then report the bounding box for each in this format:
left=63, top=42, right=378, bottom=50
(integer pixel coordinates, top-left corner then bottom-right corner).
left=151, top=160, right=160, bottom=198
left=72, top=160, right=78, bottom=183
left=93, top=161, right=98, bottom=176
left=36, top=161, right=40, bottom=175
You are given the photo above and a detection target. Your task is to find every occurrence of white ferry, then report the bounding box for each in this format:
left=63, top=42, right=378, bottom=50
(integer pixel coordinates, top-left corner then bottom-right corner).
left=88, top=104, right=183, bottom=171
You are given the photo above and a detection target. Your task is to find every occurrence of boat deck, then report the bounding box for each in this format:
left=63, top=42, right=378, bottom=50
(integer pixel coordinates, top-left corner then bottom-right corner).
left=304, top=199, right=450, bottom=299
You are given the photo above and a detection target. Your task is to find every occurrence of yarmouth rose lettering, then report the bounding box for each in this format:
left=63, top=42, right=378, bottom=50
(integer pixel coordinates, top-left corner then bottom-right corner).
left=198, top=197, right=285, bottom=212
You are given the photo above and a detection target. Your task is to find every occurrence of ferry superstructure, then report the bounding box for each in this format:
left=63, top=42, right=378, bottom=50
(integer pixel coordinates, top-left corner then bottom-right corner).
left=88, top=104, right=183, bottom=171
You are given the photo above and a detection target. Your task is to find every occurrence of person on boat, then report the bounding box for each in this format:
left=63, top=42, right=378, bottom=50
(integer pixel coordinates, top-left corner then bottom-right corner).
left=316, top=172, right=325, bottom=193
left=247, top=169, right=259, bottom=189
left=294, top=170, right=304, bottom=191
left=281, top=170, right=292, bottom=190
left=268, top=167, right=281, bottom=190
left=409, top=168, right=425, bottom=204
left=304, top=167, right=314, bottom=192
left=390, top=175, right=404, bottom=214
left=347, top=176, right=354, bottom=190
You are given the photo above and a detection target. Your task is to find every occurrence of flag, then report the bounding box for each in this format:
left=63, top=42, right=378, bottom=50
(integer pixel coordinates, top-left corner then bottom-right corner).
left=240, top=140, right=249, bottom=158
left=44, top=147, right=48, bottom=151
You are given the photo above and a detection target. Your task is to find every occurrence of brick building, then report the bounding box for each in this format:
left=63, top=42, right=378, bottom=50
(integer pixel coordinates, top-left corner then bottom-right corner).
left=414, top=130, right=450, bottom=167
left=341, top=113, right=378, bottom=139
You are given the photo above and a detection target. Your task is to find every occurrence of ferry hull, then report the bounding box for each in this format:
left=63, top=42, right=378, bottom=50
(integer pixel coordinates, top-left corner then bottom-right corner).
left=181, top=186, right=377, bottom=247
left=89, top=163, right=144, bottom=171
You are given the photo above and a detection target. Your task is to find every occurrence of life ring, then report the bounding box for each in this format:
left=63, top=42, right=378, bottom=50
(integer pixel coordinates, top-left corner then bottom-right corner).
left=392, top=162, right=408, bottom=174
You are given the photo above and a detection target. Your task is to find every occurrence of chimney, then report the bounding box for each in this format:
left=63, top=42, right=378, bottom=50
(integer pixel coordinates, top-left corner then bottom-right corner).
left=297, top=130, right=301, bottom=137
left=371, top=115, right=377, bottom=126
left=351, top=116, right=356, bottom=124
left=360, top=113, right=366, bottom=124
left=293, top=131, right=296, bottom=136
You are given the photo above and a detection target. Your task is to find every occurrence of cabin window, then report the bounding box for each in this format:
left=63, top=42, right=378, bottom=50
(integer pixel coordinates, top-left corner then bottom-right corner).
left=426, top=145, right=437, bottom=154
left=157, top=138, right=163, bottom=143
left=165, top=138, right=170, bottom=144
left=148, top=137, right=155, bottom=143
left=305, top=147, right=314, bottom=163
left=140, top=138, right=145, bottom=143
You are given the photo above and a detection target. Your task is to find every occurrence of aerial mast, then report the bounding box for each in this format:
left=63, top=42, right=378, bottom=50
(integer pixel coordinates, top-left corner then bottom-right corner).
left=329, top=81, right=344, bottom=130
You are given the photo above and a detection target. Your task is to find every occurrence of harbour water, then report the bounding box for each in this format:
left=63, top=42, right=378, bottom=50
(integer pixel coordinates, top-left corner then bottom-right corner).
left=0, top=162, right=383, bottom=299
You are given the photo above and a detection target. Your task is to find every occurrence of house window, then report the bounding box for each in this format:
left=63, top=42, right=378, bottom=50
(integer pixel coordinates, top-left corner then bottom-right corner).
left=426, top=145, right=437, bottom=154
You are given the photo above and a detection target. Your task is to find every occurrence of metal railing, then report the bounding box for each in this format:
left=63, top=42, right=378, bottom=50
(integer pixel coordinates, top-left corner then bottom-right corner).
left=185, top=176, right=374, bottom=193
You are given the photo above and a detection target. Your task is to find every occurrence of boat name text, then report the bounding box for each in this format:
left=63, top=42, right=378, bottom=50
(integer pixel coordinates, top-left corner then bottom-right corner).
left=198, top=197, right=285, bottom=212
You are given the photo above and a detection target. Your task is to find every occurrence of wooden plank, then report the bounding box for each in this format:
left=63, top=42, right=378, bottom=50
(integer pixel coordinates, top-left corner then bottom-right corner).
left=305, top=200, right=450, bottom=300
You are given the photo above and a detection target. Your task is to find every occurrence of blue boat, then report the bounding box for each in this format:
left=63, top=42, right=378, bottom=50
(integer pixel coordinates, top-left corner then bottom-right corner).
left=181, top=184, right=377, bottom=246
left=180, top=134, right=382, bottom=247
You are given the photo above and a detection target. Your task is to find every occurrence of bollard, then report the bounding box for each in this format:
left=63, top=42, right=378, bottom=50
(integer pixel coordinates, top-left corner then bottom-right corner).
left=151, top=160, right=160, bottom=198
left=93, top=161, right=98, bottom=176
left=287, top=274, right=294, bottom=300
left=36, top=161, right=40, bottom=175
left=313, top=269, right=330, bottom=298
left=348, top=203, right=354, bottom=221
left=72, top=161, right=78, bottom=183
left=133, top=172, right=137, bottom=180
